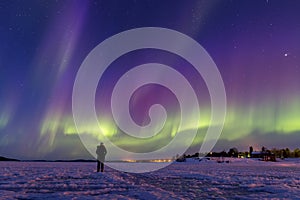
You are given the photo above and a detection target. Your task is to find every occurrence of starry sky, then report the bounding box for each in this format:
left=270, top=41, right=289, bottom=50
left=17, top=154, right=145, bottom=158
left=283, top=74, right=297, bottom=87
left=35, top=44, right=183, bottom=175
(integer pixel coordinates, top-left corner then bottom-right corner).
left=0, top=0, right=300, bottom=160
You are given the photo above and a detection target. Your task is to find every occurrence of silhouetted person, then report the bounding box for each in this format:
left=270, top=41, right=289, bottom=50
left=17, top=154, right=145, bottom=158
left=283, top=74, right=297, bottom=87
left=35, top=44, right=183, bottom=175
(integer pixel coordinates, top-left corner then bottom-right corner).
left=96, top=142, right=107, bottom=172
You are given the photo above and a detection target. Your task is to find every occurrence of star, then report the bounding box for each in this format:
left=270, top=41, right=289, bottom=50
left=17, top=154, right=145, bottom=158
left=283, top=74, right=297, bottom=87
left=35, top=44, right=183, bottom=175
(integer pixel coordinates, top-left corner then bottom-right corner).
left=284, top=53, right=288, bottom=57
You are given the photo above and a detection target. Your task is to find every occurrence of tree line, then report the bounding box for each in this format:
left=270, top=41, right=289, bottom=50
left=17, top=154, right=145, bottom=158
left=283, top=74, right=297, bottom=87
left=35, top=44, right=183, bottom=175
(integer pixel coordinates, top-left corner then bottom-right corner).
left=176, top=147, right=300, bottom=160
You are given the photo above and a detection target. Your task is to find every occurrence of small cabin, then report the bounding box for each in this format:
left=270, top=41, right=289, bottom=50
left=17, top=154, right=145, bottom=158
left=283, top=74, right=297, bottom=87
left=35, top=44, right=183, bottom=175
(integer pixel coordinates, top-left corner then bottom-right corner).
left=251, top=151, right=276, bottom=162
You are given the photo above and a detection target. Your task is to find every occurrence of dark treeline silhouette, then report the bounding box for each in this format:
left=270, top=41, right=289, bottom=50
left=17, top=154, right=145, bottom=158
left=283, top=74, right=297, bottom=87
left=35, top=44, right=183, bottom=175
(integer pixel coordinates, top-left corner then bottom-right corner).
left=270, top=147, right=300, bottom=158
left=176, top=146, right=300, bottom=162
left=249, top=146, right=300, bottom=159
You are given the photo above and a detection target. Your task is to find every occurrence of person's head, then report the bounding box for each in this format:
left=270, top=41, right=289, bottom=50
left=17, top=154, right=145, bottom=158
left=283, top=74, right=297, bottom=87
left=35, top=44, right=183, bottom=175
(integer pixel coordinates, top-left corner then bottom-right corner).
left=100, top=142, right=104, bottom=146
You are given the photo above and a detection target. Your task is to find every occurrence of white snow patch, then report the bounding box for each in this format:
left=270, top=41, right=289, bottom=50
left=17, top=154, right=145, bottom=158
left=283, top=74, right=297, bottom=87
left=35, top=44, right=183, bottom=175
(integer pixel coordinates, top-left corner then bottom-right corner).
left=0, top=159, right=299, bottom=199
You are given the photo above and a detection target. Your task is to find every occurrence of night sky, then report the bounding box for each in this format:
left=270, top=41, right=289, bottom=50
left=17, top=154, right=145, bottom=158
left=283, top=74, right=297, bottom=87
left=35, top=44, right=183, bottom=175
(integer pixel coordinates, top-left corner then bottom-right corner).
left=0, top=0, right=300, bottom=160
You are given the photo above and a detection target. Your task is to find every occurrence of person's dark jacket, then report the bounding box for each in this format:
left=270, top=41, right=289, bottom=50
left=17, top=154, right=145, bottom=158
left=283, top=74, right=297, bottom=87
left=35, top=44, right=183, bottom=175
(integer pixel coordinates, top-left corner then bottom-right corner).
left=96, top=144, right=107, bottom=162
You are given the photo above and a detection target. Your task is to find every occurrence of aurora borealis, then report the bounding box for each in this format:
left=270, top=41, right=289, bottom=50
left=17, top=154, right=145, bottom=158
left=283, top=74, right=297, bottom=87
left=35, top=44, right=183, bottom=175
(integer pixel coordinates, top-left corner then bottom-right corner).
left=0, top=1, right=300, bottom=160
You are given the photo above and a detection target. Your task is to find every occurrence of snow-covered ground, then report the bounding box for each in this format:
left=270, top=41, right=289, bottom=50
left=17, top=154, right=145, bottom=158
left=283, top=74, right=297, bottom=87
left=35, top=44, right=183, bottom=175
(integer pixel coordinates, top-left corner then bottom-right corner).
left=0, top=159, right=299, bottom=199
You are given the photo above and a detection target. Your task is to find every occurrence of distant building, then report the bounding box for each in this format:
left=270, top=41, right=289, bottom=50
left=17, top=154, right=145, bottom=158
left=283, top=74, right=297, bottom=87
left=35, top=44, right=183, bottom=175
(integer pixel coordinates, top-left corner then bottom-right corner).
left=251, top=151, right=276, bottom=162
left=251, top=151, right=262, bottom=158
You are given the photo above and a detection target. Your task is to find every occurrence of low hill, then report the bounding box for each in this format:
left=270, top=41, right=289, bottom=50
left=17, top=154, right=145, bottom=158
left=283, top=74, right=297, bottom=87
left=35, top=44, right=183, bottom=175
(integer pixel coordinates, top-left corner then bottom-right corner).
left=0, top=156, right=20, bottom=161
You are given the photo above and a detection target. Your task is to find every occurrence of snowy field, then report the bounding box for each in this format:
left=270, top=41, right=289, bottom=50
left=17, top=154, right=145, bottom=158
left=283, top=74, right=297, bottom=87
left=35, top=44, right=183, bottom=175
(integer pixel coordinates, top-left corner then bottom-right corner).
left=0, top=159, right=299, bottom=199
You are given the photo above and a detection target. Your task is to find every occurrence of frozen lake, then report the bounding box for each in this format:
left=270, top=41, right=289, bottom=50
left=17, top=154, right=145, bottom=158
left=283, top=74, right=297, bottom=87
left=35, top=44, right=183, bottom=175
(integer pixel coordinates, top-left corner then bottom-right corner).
left=0, top=159, right=299, bottom=199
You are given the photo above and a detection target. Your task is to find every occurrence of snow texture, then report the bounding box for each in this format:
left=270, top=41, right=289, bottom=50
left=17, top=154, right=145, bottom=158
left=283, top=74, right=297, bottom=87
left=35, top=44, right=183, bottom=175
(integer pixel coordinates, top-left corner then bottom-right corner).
left=0, top=158, right=299, bottom=199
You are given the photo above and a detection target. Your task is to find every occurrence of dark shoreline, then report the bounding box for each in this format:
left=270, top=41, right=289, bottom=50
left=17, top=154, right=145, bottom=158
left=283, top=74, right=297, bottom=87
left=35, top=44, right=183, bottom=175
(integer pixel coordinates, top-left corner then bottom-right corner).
left=0, top=156, right=20, bottom=162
